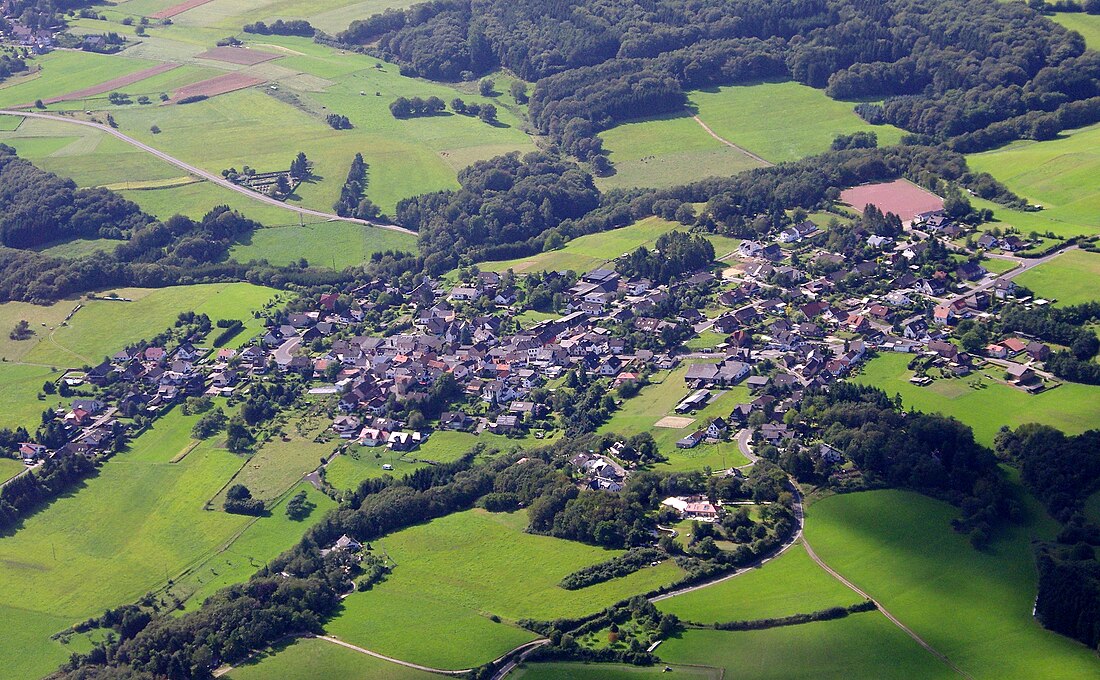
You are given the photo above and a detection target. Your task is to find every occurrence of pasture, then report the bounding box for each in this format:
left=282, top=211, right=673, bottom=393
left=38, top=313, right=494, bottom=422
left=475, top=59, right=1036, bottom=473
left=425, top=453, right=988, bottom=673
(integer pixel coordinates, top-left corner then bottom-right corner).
left=229, top=221, right=415, bottom=269
left=657, top=612, right=951, bottom=679
left=598, top=111, right=764, bottom=190
left=967, top=123, right=1100, bottom=238
left=0, top=458, right=24, bottom=483
left=513, top=662, right=721, bottom=679
left=324, top=509, right=684, bottom=669
left=656, top=544, right=861, bottom=623
left=1013, top=248, right=1100, bottom=305
left=225, top=637, right=438, bottom=680
left=690, top=81, right=905, bottom=163
left=322, top=449, right=428, bottom=492
left=0, top=50, right=158, bottom=108
left=0, top=363, right=63, bottom=432
left=805, top=489, right=1100, bottom=678
left=853, top=353, right=1100, bottom=447
left=1052, top=12, right=1100, bottom=48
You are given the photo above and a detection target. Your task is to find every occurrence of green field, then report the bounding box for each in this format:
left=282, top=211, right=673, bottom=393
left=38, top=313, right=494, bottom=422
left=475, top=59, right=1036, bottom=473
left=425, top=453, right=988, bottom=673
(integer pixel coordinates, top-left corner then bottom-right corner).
left=226, top=637, right=438, bottom=680
left=514, top=662, right=721, bottom=679
left=853, top=353, right=1100, bottom=447
left=322, top=449, right=429, bottom=492
left=691, top=81, right=905, bottom=163
left=1013, top=249, right=1100, bottom=305
left=324, top=509, right=684, bottom=669
left=0, top=50, right=157, bottom=108
left=0, top=457, right=25, bottom=483
left=0, top=363, right=64, bottom=432
left=967, top=123, right=1100, bottom=238
left=229, top=221, right=415, bottom=269
left=598, top=111, right=764, bottom=190
left=212, top=418, right=336, bottom=506
left=1052, top=12, right=1100, bottom=48
left=656, top=544, right=861, bottom=623
left=657, top=612, right=952, bottom=679
left=805, top=489, right=1100, bottom=678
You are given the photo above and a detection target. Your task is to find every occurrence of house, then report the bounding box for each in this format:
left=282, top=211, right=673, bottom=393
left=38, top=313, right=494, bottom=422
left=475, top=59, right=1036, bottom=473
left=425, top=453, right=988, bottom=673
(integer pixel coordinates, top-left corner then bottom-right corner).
left=387, top=431, right=420, bottom=451
left=706, top=417, right=729, bottom=440
left=439, top=411, right=470, bottom=430
left=1003, top=362, right=1036, bottom=385
left=19, top=443, right=48, bottom=460
left=684, top=500, right=720, bottom=519
left=331, top=534, right=362, bottom=552
left=933, top=304, right=954, bottom=325
left=985, top=344, right=1008, bottom=359
left=1026, top=341, right=1051, bottom=362
left=955, top=262, right=987, bottom=281
left=332, top=415, right=361, bottom=436
left=739, top=240, right=764, bottom=258
left=976, top=233, right=999, bottom=249
left=1002, top=338, right=1028, bottom=354
left=70, top=399, right=104, bottom=415
left=358, top=427, right=387, bottom=447
left=993, top=279, right=1017, bottom=299
left=928, top=339, right=959, bottom=360
left=676, top=430, right=705, bottom=449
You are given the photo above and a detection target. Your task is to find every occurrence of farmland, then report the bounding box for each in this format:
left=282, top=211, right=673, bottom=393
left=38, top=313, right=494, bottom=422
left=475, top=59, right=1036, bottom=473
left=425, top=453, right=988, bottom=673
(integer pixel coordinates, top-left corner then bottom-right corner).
left=839, top=179, right=944, bottom=223
left=225, top=637, right=438, bottom=680
left=967, top=123, right=1100, bottom=238
left=324, top=509, right=684, bottom=669
left=656, top=544, right=862, bottom=623
left=1013, top=248, right=1100, bottom=305
left=805, top=489, right=1100, bottom=678
left=657, top=612, right=951, bottom=679
left=853, top=353, right=1100, bottom=447
left=513, top=662, right=721, bottom=679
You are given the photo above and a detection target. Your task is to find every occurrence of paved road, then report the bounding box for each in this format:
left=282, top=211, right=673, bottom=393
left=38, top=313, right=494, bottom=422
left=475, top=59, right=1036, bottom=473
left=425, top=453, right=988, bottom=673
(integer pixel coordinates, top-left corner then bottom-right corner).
left=692, top=115, right=773, bottom=166
left=273, top=336, right=300, bottom=366
left=946, top=244, right=1075, bottom=304
left=0, top=109, right=417, bottom=237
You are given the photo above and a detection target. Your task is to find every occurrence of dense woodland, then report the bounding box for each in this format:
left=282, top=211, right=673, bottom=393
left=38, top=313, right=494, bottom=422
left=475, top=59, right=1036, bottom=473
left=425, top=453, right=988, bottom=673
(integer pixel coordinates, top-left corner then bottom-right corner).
left=337, top=0, right=1100, bottom=158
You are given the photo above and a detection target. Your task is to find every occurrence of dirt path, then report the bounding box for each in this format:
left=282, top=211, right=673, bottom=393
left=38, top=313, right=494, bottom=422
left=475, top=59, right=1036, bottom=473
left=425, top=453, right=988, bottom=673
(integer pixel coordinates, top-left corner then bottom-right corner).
left=692, top=115, right=773, bottom=166
left=0, top=109, right=417, bottom=237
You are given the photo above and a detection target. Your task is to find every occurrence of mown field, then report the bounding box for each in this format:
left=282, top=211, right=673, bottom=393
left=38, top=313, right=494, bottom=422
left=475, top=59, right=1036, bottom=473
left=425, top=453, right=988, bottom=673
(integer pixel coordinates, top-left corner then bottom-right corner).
left=0, top=50, right=159, bottom=108
left=324, top=509, right=685, bottom=669
left=967, top=123, right=1100, bottom=238
left=225, top=637, right=438, bottom=680
left=229, top=221, right=415, bottom=269
left=656, top=544, right=862, bottom=623
left=1052, top=12, right=1100, bottom=48
left=513, top=662, right=721, bottom=679
left=805, top=489, right=1100, bottom=678
left=853, top=353, right=1100, bottom=447
left=657, top=612, right=952, bottom=679
left=1013, top=248, right=1100, bottom=305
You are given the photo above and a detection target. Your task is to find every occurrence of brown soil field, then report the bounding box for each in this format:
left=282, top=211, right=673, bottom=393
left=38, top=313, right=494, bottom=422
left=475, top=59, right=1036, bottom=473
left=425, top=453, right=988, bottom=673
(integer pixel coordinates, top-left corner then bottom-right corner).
left=150, top=0, right=214, bottom=19
left=41, top=63, right=179, bottom=105
left=195, top=46, right=281, bottom=66
left=172, top=73, right=266, bottom=100
left=840, top=179, right=944, bottom=223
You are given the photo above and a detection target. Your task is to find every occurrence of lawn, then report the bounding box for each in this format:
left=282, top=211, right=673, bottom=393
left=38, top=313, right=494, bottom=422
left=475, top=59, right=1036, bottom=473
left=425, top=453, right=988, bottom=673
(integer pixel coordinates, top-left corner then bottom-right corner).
left=0, top=457, right=25, bottom=483
left=967, top=123, right=1100, bottom=238
left=657, top=612, right=952, bottom=679
left=852, top=353, right=1100, bottom=447
left=18, top=283, right=282, bottom=367
left=230, top=220, right=416, bottom=269
left=597, top=111, right=765, bottom=190
left=1013, top=249, right=1100, bottom=305
left=1052, top=12, right=1100, bottom=49
left=805, top=489, right=1100, bottom=678
left=513, top=662, right=721, bottom=680
left=324, top=509, right=685, bottom=669
left=690, top=81, right=906, bottom=163
left=656, top=544, right=862, bottom=623
left=225, top=637, right=439, bottom=680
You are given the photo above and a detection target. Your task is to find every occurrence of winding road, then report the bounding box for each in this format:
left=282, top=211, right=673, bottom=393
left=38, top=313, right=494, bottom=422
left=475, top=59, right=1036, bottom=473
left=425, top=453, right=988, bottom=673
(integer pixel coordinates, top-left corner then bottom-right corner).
left=0, top=109, right=417, bottom=236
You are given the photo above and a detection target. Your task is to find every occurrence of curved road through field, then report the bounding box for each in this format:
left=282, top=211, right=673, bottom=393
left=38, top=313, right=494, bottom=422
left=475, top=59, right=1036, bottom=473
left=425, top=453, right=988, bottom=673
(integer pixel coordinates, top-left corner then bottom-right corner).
left=0, top=109, right=417, bottom=237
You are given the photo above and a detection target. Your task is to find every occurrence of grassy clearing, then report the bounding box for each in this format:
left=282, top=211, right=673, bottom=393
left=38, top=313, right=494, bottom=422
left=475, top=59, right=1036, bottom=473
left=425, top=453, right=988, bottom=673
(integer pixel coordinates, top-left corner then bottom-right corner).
left=853, top=353, right=1100, bottom=447
left=656, top=544, right=861, bottom=623
left=19, top=283, right=281, bottom=367
left=230, top=221, right=416, bottom=269
left=225, top=636, right=438, bottom=680
left=657, top=612, right=952, bottom=679
left=690, top=81, right=905, bottom=163
left=322, top=449, right=428, bottom=492
left=598, top=111, right=764, bottom=190
left=967, top=123, right=1100, bottom=238
left=513, top=662, right=721, bottom=680
left=805, top=489, right=1100, bottom=678
left=1013, top=249, right=1100, bottom=305
left=325, top=509, right=684, bottom=669
left=1052, top=12, right=1100, bottom=48
left=34, top=237, right=121, bottom=259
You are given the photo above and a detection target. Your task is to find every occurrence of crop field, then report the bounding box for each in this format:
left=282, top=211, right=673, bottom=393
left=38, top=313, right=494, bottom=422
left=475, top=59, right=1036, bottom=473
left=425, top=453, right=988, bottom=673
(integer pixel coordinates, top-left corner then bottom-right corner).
left=598, top=111, right=765, bottom=190
left=967, top=123, right=1100, bottom=238
left=13, top=283, right=280, bottom=367
left=657, top=612, right=951, bottom=679
left=853, top=353, right=1100, bottom=446
left=690, top=81, right=906, bottom=163
left=0, top=50, right=158, bottom=108
left=1052, top=12, right=1100, bottom=48
left=229, top=221, right=415, bottom=269
left=324, top=509, right=684, bottom=669
left=656, top=544, right=862, bottom=623
left=1013, top=249, right=1100, bottom=305
left=513, top=662, right=721, bottom=679
left=805, top=489, right=1100, bottom=678
left=226, top=637, right=438, bottom=680
left=840, top=179, right=944, bottom=223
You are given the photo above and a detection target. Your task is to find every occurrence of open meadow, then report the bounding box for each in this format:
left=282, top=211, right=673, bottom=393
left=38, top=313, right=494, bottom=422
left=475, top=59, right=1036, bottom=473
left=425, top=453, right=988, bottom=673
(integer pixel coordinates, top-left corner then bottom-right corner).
left=225, top=636, right=438, bottom=680
left=1052, top=12, right=1100, bottom=48
left=853, top=353, right=1100, bottom=447
left=967, top=123, right=1100, bottom=238
left=1012, top=248, right=1100, bottom=305
left=324, top=509, right=684, bottom=669
left=805, top=488, right=1100, bottom=678
left=513, top=662, right=721, bottom=680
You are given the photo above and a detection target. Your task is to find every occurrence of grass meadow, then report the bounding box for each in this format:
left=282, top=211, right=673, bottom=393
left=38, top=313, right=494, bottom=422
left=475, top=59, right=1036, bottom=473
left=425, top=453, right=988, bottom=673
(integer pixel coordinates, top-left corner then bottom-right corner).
left=0, top=50, right=158, bottom=108
left=1013, top=249, right=1100, bottom=305
left=324, top=509, right=684, bottom=669
left=229, top=221, right=415, bottom=268
left=967, top=123, right=1100, bottom=238
left=656, top=544, right=862, bottom=623
left=853, top=353, right=1100, bottom=447
left=0, top=457, right=25, bottom=483
left=805, top=489, right=1100, bottom=678
left=657, top=612, right=952, bottom=679
left=225, top=636, right=438, bottom=680
left=513, top=662, right=721, bottom=679
left=1052, top=12, right=1100, bottom=48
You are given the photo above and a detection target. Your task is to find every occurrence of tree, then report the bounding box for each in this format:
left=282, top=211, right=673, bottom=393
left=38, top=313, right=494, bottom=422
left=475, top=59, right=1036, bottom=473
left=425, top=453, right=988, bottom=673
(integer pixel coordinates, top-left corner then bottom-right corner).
left=285, top=490, right=313, bottom=520
left=479, top=78, right=494, bottom=96
left=510, top=81, right=528, bottom=104
left=478, top=103, right=497, bottom=123
left=42, top=380, right=56, bottom=395
left=275, top=174, right=292, bottom=195
left=290, top=152, right=310, bottom=179
left=33, top=99, right=44, bottom=109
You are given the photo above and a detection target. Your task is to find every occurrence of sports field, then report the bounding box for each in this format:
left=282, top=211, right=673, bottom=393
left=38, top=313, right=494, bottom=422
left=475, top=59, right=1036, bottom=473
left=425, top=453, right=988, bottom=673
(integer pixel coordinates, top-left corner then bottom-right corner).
left=805, top=489, right=1100, bottom=678
left=324, top=509, right=684, bottom=669
left=657, top=612, right=952, bottom=679
left=225, top=637, right=438, bottom=680
left=967, top=123, right=1100, bottom=238
left=853, top=353, right=1100, bottom=447
left=656, top=544, right=862, bottom=623
left=1013, top=248, right=1100, bottom=305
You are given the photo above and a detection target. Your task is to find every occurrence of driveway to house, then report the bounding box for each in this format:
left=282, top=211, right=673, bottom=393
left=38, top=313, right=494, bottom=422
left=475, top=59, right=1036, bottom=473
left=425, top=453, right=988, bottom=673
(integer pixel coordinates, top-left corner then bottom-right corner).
left=0, top=109, right=417, bottom=236
left=273, top=336, right=300, bottom=366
